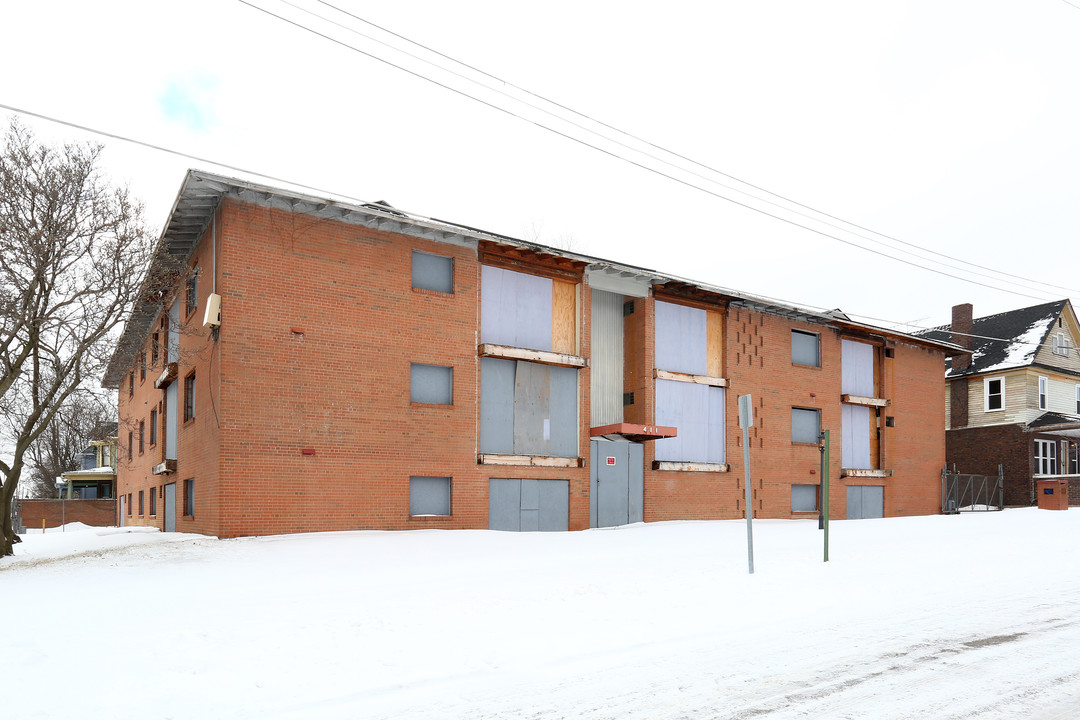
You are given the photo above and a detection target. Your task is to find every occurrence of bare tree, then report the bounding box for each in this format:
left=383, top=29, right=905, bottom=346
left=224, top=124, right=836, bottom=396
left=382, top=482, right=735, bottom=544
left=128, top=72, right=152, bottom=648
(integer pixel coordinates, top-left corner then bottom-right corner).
left=0, top=120, right=153, bottom=555
left=23, top=390, right=114, bottom=498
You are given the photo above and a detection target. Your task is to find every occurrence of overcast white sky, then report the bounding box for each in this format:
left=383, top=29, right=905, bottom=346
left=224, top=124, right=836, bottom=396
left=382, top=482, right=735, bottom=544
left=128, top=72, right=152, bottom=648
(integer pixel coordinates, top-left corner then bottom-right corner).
left=3, top=0, right=1078, bottom=330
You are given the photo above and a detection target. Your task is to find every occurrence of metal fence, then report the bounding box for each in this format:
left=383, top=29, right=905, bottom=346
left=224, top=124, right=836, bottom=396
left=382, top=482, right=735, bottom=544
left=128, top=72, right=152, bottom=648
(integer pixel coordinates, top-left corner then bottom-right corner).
left=941, top=465, right=1004, bottom=513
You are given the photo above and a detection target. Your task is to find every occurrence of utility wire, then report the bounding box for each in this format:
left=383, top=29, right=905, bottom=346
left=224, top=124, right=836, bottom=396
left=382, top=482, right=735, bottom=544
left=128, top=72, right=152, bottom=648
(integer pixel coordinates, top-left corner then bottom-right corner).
left=304, top=0, right=1080, bottom=297
left=233, top=0, right=1059, bottom=302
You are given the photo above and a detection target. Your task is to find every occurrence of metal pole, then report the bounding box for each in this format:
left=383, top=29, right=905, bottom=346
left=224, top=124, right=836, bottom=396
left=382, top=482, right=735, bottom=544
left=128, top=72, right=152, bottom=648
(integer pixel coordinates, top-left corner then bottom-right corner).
left=743, top=423, right=754, bottom=574
left=822, top=429, right=830, bottom=562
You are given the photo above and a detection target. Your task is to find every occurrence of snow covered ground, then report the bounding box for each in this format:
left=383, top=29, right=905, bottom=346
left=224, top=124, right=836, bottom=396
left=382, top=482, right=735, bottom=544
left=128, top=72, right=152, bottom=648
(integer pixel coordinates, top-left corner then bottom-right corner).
left=5, top=510, right=1080, bottom=719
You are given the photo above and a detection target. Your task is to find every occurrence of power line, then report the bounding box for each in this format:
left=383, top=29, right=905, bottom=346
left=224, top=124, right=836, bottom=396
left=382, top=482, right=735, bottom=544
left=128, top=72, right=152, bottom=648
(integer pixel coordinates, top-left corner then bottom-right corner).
left=231, top=0, right=1060, bottom=303
left=307, top=0, right=1080, bottom=298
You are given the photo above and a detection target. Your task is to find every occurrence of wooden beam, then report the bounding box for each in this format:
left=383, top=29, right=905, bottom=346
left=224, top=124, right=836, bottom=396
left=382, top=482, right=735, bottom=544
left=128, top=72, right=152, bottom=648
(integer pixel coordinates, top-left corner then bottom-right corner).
left=154, top=362, right=178, bottom=389
left=478, top=454, right=583, bottom=468
left=653, top=368, right=727, bottom=387
left=652, top=461, right=730, bottom=473
left=841, top=394, right=889, bottom=407
left=478, top=343, right=587, bottom=368
left=840, top=468, right=893, bottom=478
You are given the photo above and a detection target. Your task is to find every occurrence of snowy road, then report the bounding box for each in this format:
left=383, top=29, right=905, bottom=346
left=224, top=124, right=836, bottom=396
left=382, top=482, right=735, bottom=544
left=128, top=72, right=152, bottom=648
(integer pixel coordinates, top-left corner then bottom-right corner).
left=5, top=509, right=1080, bottom=719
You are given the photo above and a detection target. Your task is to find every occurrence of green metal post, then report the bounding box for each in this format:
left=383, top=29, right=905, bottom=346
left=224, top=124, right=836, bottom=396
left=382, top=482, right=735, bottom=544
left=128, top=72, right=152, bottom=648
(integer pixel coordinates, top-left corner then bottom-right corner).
left=823, top=429, right=830, bottom=563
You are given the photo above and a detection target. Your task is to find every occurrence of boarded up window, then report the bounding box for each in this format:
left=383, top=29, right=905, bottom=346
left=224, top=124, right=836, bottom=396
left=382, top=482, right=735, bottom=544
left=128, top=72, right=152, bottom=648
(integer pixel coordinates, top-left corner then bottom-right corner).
left=842, top=404, right=872, bottom=469
left=792, top=407, right=820, bottom=443
left=481, top=265, right=553, bottom=351
left=412, top=251, right=453, bottom=293
left=792, top=484, right=818, bottom=512
left=654, top=380, right=725, bottom=463
left=655, top=300, right=707, bottom=375
left=488, top=478, right=569, bottom=531
left=480, top=357, right=577, bottom=457
left=410, top=363, right=453, bottom=405
left=792, top=330, right=820, bottom=367
left=409, top=476, right=451, bottom=516
left=841, top=340, right=875, bottom=396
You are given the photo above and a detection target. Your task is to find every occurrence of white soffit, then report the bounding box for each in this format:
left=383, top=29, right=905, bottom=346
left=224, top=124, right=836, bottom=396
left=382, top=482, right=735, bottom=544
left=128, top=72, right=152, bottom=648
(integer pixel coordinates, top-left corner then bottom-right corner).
left=587, top=266, right=652, bottom=298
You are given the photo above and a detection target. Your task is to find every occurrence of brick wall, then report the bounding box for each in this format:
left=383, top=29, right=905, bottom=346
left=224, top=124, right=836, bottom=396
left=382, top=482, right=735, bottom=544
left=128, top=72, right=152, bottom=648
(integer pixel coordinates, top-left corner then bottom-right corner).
left=19, top=499, right=116, bottom=530
left=946, top=424, right=1031, bottom=506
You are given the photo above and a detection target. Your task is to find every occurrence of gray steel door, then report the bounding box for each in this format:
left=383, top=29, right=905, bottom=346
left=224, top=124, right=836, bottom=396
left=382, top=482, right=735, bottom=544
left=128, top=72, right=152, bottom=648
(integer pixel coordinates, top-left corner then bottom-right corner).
left=118, top=495, right=125, bottom=527
left=846, top=485, right=884, bottom=519
left=590, top=440, right=644, bottom=528
left=488, top=479, right=569, bottom=531
left=163, top=483, right=177, bottom=532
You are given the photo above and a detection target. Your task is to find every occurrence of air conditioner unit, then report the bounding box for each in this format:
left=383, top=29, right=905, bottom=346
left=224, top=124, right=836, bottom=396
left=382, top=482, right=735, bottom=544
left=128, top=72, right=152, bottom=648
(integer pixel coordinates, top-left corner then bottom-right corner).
left=203, top=293, right=222, bottom=328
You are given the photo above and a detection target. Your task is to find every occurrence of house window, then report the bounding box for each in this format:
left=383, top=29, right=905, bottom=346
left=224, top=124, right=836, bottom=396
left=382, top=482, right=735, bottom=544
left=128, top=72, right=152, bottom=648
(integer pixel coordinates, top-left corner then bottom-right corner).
left=184, top=478, right=194, bottom=516
left=984, top=377, right=1004, bottom=411
left=1052, top=333, right=1069, bottom=356
left=792, top=484, right=818, bottom=512
left=792, top=330, right=820, bottom=367
left=409, top=476, right=451, bottom=516
left=412, top=251, right=454, bottom=293
left=480, top=357, right=578, bottom=457
left=410, top=363, right=453, bottom=405
left=138, top=490, right=145, bottom=516
left=140, top=352, right=146, bottom=382
left=138, top=420, right=145, bottom=454
left=1034, top=439, right=1058, bottom=475
left=1039, top=376, right=1048, bottom=411
left=150, top=408, right=158, bottom=446
left=127, top=493, right=133, bottom=515
left=1069, top=443, right=1079, bottom=475
left=792, top=407, right=821, bottom=444
left=1075, top=385, right=1079, bottom=414
left=184, top=372, right=195, bottom=422
left=185, top=264, right=198, bottom=317
left=128, top=431, right=133, bottom=461
left=150, top=487, right=157, bottom=516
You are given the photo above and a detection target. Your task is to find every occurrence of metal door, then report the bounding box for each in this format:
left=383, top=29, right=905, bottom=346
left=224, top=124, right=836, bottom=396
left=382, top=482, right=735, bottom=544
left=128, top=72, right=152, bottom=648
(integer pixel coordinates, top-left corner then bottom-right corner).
left=590, top=440, right=644, bottom=528
left=163, top=483, right=176, bottom=532
left=488, top=479, right=569, bottom=531
left=118, top=495, right=125, bottom=527
left=846, top=485, right=884, bottom=519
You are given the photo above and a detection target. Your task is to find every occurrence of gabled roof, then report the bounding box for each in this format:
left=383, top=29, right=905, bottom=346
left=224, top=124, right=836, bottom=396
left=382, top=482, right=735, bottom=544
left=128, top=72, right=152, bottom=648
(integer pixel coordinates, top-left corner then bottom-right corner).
left=919, top=300, right=1070, bottom=378
left=103, top=170, right=963, bottom=387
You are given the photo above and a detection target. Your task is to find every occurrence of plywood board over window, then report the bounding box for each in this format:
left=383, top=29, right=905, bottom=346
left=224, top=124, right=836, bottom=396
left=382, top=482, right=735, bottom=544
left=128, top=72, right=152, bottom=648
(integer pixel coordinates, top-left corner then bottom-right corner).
left=480, top=357, right=578, bottom=458
left=481, top=265, right=553, bottom=351
left=842, top=404, right=873, bottom=469
left=551, top=279, right=577, bottom=355
left=841, top=340, right=875, bottom=397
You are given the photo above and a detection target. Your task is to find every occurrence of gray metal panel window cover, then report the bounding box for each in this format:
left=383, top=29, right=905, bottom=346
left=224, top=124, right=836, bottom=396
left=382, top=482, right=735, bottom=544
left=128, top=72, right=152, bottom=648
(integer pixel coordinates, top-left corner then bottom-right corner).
left=791, top=484, right=818, bottom=512
left=480, top=357, right=578, bottom=457
left=410, top=363, right=453, bottom=405
left=654, top=379, right=725, bottom=463
left=841, top=340, right=875, bottom=396
left=480, top=265, right=553, bottom=351
left=654, top=300, right=707, bottom=375
left=409, top=476, right=451, bottom=516
left=590, top=289, right=625, bottom=426
left=412, top=250, right=453, bottom=293
left=488, top=478, right=569, bottom=531
left=791, top=330, right=820, bottom=367
left=847, top=485, right=884, bottom=519
left=791, top=407, right=821, bottom=443
left=842, top=403, right=872, bottom=469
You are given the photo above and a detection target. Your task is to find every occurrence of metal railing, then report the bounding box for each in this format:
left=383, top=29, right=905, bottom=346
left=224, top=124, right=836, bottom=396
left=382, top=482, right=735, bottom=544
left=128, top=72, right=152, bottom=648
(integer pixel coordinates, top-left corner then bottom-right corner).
left=941, top=465, right=1004, bottom=513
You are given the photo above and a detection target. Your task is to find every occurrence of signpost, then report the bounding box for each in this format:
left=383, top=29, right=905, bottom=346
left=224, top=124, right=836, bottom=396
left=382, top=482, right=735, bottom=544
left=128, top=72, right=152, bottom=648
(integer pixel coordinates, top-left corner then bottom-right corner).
left=738, top=394, right=754, bottom=574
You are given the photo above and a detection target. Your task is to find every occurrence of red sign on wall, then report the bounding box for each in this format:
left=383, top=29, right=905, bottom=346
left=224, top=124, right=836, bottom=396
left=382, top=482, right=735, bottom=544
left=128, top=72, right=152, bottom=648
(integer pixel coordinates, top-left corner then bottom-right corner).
left=606, top=456, right=616, bottom=466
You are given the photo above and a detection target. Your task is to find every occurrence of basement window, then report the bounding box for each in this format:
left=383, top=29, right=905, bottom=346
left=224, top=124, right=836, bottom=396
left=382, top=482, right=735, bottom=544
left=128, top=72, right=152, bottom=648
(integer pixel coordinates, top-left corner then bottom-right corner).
left=409, top=476, right=451, bottom=516
left=412, top=251, right=454, bottom=293
left=410, top=363, right=453, bottom=405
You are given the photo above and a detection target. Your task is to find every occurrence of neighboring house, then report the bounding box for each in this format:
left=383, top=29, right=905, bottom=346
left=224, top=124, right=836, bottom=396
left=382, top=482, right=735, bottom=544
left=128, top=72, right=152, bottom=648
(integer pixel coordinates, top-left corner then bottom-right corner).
left=102, top=170, right=960, bottom=537
left=919, top=301, right=1080, bottom=506
left=60, top=424, right=119, bottom=500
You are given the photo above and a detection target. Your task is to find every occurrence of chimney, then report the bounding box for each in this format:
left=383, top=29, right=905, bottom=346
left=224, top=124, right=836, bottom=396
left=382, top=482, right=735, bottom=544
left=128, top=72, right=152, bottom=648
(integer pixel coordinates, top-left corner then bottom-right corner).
left=951, top=303, right=973, bottom=372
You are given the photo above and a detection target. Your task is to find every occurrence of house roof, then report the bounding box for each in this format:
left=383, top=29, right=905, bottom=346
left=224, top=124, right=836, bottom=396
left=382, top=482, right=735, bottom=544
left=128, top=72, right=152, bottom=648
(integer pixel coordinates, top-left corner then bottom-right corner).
left=102, top=170, right=963, bottom=387
left=918, top=300, right=1070, bottom=378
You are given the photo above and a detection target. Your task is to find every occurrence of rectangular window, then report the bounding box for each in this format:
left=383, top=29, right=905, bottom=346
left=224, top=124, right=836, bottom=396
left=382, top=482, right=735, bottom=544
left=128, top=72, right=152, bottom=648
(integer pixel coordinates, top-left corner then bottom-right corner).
left=184, top=372, right=195, bottom=422
left=127, top=493, right=133, bottom=515
left=1070, top=443, right=1079, bottom=475
left=150, top=487, right=157, bottom=516
left=792, top=407, right=821, bottom=444
left=410, top=363, right=453, bottom=405
left=151, top=332, right=160, bottom=367
left=185, top=264, right=198, bottom=317
left=984, top=377, right=1004, bottom=411
left=409, top=476, right=451, bottom=516
left=140, top=352, right=146, bottom=382
left=1034, top=439, right=1058, bottom=475
left=128, top=431, right=133, bottom=461
left=129, top=371, right=135, bottom=396
left=792, top=484, right=818, bottom=512
left=480, top=265, right=553, bottom=351
left=654, top=380, right=725, bottom=463
left=654, top=300, right=707, bottom=375
left=412, top=251, right=454, bottom=293
left=479, top=357, right=578, bottom=457
left=1053, top=332, right=1069, bottom=356
left=1075, top=385, right=1079, bottom=414
left=138, top=420, right=145, bottom=454
left=138, top=490, right=145, bottom=516
left=792, top=330, right=820, bottom=367
left=1039, top=376, right=1048, bottom=411
left=150, top=408, right=158, bottom=446
left=842, top=404, right=872, bottom=469
left=841, top=339, right=874, bottom=396
left=184, top=478, right=194, bottom=516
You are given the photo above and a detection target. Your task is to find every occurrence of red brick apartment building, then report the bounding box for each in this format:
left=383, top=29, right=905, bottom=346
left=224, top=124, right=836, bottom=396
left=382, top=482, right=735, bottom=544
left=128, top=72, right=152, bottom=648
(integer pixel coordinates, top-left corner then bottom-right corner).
left=102, top=170, right=960, bottom=536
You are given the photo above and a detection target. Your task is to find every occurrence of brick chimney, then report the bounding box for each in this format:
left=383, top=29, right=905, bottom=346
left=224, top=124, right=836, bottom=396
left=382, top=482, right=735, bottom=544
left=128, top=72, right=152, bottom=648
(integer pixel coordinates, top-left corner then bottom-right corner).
left=950, top=303, right=973, bottom=372
left=949, top=303, right=973, bottom=429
